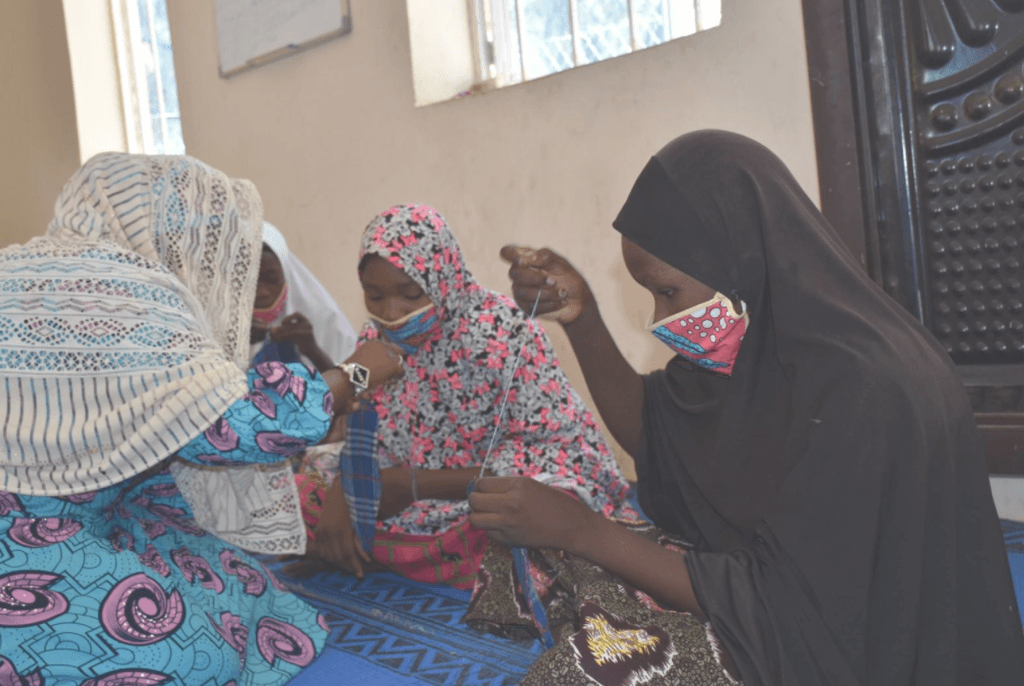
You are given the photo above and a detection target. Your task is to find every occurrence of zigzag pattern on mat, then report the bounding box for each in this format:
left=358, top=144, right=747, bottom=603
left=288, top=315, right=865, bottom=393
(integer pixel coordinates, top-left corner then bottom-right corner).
left=272, top=566, right=543, bottom=686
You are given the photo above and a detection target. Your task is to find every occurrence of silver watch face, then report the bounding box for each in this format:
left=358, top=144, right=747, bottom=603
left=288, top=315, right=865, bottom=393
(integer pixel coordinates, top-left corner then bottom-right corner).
left=350, top=364, right=370, bottom=388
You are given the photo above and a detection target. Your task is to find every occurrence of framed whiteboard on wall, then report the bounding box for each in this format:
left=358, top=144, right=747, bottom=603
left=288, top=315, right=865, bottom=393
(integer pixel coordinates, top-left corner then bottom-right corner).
left=215, top=0, right=351, bottom=78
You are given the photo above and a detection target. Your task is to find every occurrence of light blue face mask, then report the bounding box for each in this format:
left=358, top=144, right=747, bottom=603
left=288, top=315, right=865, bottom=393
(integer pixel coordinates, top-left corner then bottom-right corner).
left=369, top=303, right=441, bottom=354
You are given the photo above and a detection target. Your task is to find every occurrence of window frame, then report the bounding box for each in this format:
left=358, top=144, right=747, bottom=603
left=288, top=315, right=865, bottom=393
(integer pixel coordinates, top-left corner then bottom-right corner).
left=472, top=0, right=718, bottom=87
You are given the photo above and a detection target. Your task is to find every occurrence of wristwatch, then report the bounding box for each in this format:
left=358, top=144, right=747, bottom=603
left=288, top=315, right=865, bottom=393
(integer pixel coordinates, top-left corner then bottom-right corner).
left=337, top=362, right=370, bottom=394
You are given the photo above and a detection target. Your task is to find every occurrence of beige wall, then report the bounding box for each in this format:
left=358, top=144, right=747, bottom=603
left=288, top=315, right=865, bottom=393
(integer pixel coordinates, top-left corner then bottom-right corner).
left=0, top=0, right=81, bottom=248
left=167, top=0, right=817, bottom=476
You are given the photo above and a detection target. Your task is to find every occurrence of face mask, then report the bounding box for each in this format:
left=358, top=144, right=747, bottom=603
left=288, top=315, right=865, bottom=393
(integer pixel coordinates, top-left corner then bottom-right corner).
left=369, top=303, right=441, bottom=354
left=647, top=293, right=748, bottom=375
left=252, top=283, right=288, bottom=331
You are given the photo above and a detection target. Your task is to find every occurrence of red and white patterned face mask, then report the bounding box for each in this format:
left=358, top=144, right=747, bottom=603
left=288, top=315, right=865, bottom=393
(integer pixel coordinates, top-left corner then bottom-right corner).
left=646, top=293, right=748, bottom=375
left=252, top=283, right=288, bottom=331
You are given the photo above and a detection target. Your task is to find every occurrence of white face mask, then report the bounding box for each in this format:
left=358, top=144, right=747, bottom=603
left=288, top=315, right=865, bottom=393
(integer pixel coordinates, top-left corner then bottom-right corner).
left=646, top=293, right=748, bottom=375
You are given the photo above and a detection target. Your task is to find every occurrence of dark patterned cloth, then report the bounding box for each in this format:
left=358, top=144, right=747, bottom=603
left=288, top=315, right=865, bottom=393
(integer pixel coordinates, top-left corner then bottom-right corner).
left=465, top=522, right=739, bottom=685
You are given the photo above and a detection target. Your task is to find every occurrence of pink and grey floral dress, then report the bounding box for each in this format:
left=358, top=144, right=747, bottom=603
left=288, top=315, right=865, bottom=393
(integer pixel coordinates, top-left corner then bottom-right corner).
left=0, top=362, right=330, bottom=686
left=358, top=204, right=634, bottom=586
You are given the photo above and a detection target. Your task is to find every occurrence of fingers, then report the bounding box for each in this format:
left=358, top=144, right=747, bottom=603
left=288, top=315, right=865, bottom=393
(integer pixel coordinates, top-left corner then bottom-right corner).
left=467, top=511, right=508, bottom=531
left=355, top=538, right=373, bottom=564
left=507, top=264, right=552, bottom=289
left=311, top=535, right=367, bottom=578
left=500, top=245, right=561, bottom=270
left=282, top=556, right=331, bottom=577
left=381, top=341, right=405, bottom=358
left=347, top=551, right=364, bottom=579
left=499, top=244, right=533, bottom=265
left=471, top=476, right=520, bottom=494
left=269, top=320, right=312, bottom=341
left=467, top=490, right=509, bottom=514
left=510, top=284, right=567, bottom=314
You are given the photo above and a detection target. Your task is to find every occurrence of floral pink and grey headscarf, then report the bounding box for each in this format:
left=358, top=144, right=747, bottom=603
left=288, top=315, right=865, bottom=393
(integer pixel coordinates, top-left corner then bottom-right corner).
left=358, top=204, right=632, bottom=536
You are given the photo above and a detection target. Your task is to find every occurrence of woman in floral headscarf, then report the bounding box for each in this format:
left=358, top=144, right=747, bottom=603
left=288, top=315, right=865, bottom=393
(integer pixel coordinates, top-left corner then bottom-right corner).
left=302, top=204, right=633, bottom=588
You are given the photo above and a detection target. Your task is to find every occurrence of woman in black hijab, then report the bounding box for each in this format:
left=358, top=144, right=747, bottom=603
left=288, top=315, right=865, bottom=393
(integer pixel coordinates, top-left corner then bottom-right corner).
left=469, top=130, right=1024, bottom=685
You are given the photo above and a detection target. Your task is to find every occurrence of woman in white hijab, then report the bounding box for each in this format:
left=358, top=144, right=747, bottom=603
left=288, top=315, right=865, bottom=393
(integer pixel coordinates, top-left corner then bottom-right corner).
left=250, top=221, right=357, bottom=371
left=0, top=153, right=402, bottom=685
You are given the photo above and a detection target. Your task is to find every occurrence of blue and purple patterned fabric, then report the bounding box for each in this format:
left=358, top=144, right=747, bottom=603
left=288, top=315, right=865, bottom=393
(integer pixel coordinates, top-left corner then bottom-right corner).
left=0, top=362, right=330, bottom=685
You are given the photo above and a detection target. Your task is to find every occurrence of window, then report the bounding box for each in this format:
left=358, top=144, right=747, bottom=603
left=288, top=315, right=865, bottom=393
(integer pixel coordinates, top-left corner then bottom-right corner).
left=112, top=0, right=185, bottom=154
left=476, top=0, right=722, bottom=87
left=405, top=0, right=721, bottom=106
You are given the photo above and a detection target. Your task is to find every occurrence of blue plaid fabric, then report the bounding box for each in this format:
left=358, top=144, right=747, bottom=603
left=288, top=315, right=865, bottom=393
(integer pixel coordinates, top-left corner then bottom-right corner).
left=338, top=409, right=381, bottom=551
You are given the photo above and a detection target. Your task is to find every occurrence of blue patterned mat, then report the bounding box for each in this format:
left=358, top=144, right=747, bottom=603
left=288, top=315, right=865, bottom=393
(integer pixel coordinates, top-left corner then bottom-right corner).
left=1002, top=519, right=1024, bottom=632
left=273, top=563, right=542, bottom=686
left=278, top=520, right=1024, bottom=685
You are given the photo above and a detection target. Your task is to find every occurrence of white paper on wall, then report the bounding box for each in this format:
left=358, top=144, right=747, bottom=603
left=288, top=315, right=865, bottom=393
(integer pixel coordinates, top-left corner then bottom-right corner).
left=215, top=0, right=351, bottom=77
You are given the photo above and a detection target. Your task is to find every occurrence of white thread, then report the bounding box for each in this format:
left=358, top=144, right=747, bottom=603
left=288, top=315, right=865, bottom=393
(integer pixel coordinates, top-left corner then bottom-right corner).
left=478, top=289, right=544, bottom=478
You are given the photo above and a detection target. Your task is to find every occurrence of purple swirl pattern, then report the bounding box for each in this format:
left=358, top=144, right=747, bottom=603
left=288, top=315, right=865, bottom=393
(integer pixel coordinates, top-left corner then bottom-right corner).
left=254, top=431, right=307, bottom=456
left=108, top=527, right=135, bottom=553
left=133, top=498, right=204, bottom=537
left=138, top=545, right=170, bottom=578
left=80, top=669, right=171, bottom=686
left=137, top=518, right=167, bottom=540
left=99, top=573, right=184, bottom=645
left=260, top=563, right=289, bottom=593
left=0, top=571, right=69, bottom=627
left=0, top=654, right=43, bottom=686
left=208, top=611, right=249, bottom=668
left=219, top=550, right=266, bottom=596
left=254, top=362, right=306, bottom=403
left=61, top=491, right=97, bottom=504
left=170, top=548, right=224, bottom=593
left=0, top=492, right=23, bottom=516
left=247, top=390, right=277, bottom=419
left=7, top=517, right=83, bottom=548
left=255, top=617, right=316, bottom=667
left=204, top=417, right=239, bottom=452
left=142, top=482, right=179, bottom=499
left=145, top=504, right=204, bottom=537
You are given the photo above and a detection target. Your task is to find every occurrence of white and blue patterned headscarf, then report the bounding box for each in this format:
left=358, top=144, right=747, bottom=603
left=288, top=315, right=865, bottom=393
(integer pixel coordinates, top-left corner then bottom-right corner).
left=0, top=154, right=307, bottom=554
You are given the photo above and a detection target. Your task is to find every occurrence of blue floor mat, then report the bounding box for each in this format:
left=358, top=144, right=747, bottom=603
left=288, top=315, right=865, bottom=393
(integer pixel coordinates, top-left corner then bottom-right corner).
left=1001, top=519, right=1024, bottom=631
left=278, top=518, right=1024, bottom=684
left=273, top=563, right=543, bottom=686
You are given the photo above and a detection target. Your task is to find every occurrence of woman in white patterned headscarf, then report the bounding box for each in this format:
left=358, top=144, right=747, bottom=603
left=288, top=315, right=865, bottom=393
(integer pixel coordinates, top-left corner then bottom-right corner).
left=0, top=153, right=402, bottom=685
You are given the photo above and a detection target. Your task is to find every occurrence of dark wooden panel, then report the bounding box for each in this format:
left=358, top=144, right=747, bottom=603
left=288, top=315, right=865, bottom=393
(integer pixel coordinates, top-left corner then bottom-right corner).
left=803, top=0, right=1024, bottom=474
left=801, top=0, right=870, bottom=269
left=978, top=413, right=1024, bottom=473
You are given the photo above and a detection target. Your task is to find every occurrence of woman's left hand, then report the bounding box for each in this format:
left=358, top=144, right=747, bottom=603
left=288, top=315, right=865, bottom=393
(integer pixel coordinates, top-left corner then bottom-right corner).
left=304, top=478, right=374, bottom=577
left=468, top=476, right=596, bottom=550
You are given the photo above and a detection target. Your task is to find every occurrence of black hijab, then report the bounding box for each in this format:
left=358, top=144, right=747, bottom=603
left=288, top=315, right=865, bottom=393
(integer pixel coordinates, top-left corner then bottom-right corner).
left=614, top=131, right=1024, bottom=685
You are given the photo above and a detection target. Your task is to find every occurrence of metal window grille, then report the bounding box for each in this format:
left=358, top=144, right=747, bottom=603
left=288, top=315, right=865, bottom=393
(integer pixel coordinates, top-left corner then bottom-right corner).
left=112, top=0, right=185, bottom=154
left=476, top=0, right=721, bottom=86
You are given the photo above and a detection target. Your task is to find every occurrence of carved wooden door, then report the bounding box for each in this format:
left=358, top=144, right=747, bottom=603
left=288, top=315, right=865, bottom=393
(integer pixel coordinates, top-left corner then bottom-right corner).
left=804, top=0, right=1024, bottom=469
